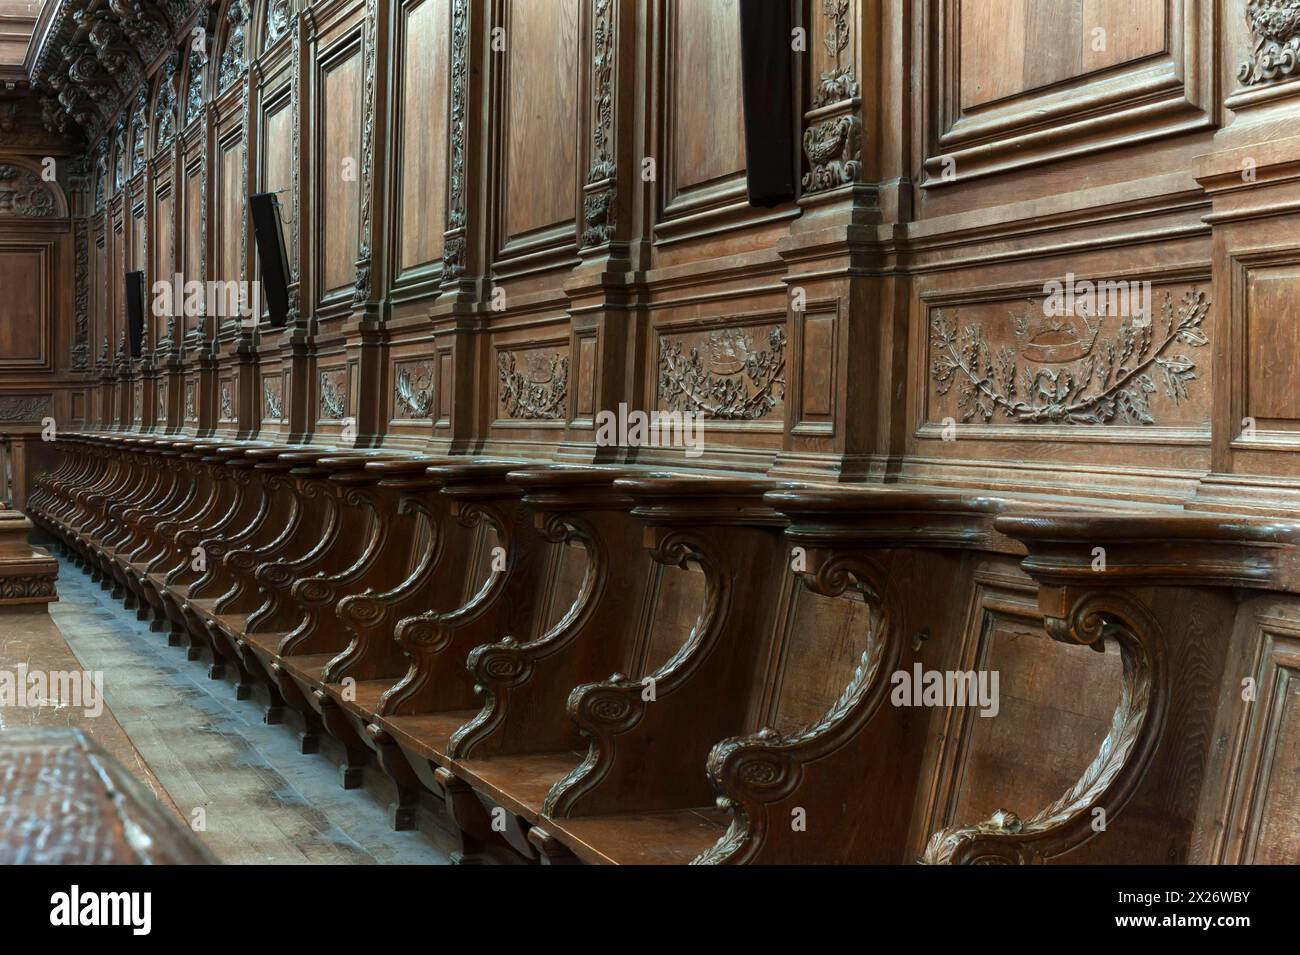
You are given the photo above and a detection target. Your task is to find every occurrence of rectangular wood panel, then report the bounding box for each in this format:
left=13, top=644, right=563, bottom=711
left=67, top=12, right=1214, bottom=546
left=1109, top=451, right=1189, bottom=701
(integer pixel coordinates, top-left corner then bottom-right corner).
left=319, top=44, right=363, bottom=296
left=219, top=138, right=243, bottom=285
left=397, top=0, right=449, bottom=273
left=959, top=0, right=1167, bottom=109
left=502, top=0, right=579, bottom=242
left=670, top=0, right=745, bottom=193
left=0, top=247, right=45, bottom=367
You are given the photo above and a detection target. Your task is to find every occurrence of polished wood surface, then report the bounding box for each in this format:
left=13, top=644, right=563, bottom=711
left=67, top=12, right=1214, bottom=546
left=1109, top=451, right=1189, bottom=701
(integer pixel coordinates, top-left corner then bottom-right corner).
left=3, top=0, right=1300, bottom=865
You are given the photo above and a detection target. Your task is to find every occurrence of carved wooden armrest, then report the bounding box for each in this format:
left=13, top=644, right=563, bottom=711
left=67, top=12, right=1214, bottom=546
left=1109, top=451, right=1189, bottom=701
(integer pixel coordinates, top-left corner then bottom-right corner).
left=920, top=509, right=1300, bottom=865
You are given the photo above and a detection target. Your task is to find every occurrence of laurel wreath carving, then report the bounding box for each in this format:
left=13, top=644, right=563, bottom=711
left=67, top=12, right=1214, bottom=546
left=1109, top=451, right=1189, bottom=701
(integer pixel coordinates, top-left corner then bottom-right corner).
left=498, top=352, right=568, bottom=420
left=930, top=290, right=1209, bottom=425
left=658, top=327, right=786, bottom=421
left=921, top=611, right=1153, bottom=864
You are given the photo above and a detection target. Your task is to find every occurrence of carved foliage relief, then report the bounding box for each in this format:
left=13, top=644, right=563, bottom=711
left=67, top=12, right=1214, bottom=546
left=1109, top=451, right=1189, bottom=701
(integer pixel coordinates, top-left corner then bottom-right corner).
left=319, top=368, right=348, bottom=420
left=1240, top=0, right=1300, bottom=85
left=498, top=348, right=569, bottom=420
left=0, top=395, right=52, bottom=421
left=262, top=376, right=283, bottom=421
left=0, top=166, right=56, bottom=217
left=393, top=359, right=434, bottom=420
left=803, top=0, right=861, bottom=193
left=928, top=284, right=1212, bottom=427
left=657, top=324, right=787, bottom=421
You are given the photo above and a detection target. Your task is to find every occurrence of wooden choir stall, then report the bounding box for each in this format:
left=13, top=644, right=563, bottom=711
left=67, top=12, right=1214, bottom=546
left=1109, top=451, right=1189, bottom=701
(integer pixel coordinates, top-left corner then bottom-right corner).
left=0, top=0, right=1299, bottom=865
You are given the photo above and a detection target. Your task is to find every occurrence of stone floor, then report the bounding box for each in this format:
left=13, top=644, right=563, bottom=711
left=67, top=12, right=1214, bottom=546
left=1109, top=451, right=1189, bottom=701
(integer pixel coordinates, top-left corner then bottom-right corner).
left=41, top=559, right=450, bottom=865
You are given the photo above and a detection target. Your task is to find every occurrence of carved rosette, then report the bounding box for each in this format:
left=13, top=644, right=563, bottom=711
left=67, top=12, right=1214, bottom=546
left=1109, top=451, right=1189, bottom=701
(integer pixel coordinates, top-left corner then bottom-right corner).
left=0, top=576, right=57, bottom=603
left=1239, top=0, right=1300, bottom=85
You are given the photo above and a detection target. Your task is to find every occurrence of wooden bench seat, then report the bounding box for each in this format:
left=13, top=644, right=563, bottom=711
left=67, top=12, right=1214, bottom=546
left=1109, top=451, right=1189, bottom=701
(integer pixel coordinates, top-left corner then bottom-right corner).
left=29, top=432, right=1300, bottom=864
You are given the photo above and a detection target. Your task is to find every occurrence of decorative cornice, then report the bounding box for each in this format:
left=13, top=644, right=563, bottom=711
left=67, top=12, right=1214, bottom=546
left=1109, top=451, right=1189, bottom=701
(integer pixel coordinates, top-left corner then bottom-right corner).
left=30, top=0, right=210, bottom=141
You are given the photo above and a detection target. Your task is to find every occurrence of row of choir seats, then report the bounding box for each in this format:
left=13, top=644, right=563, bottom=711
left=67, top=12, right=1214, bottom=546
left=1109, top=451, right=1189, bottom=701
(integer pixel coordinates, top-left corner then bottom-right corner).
left=27, top=433, right=1300, bottom=864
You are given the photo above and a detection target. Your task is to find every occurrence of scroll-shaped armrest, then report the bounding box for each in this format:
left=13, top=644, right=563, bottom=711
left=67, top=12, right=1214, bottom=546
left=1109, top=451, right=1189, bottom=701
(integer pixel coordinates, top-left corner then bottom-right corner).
left=922, top=509, right=1300, bottom=865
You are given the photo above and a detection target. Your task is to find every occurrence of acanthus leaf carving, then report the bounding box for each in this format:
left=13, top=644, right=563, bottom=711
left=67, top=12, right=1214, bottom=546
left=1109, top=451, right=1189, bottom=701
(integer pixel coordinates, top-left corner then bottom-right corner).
left=802, top=114, right=861, bottom=192
left=582, top=0, right=616, bottom=247
left=442, top=0, right=469, bottom=277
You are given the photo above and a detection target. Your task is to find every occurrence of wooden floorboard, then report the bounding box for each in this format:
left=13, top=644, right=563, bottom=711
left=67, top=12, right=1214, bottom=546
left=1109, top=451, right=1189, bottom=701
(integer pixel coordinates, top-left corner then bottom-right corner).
left=44, top=561, right=452, bottom=865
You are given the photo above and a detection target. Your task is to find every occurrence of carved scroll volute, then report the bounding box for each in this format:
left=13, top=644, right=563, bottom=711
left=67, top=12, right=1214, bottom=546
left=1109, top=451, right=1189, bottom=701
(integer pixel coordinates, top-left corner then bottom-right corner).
left=921, top=589, right=1168, bottom=865
left=379, top=497, right=515, bottom=718
left=449, top=511, right=604, bottom=759
left=542, top=526, right=726, bottom=817
left=696, top=549, right=895, bottom=865
left=325, top=493, right=443, bottom=684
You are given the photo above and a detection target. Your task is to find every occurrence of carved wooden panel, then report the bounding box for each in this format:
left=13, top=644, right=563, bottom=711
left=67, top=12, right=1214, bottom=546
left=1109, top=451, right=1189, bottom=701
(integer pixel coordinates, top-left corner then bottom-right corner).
left=924, top=279, right=1213, bottom=431
left=655, top=318, right=786, bottom=422
left=318, top=365, right=350, bottom=421
left=262, top=374, right=283, bottom=422
left=958, top=0, right=1166, bottom=109
left=1231, top=250, right=1300, bottom=437
left=660, top=0, right=746, bottom=221
left=392, top=357, right=434, bottom=420
left=922, top=570, right=1123, bottom=855
left=496, top=343, right=570, bottom=421
left=260, top=86, right=295, bottom=268
left=218, top=132, right=244, bottom=286
left=152, top=186, right=175, bottom=323
left=767, top=584, right=874, bottom=736
left=1216, top=610, right=1300, bottom=864
left=924, top=0, right=1215, bottom=185
left=181, top=162, right=202, bottom=333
